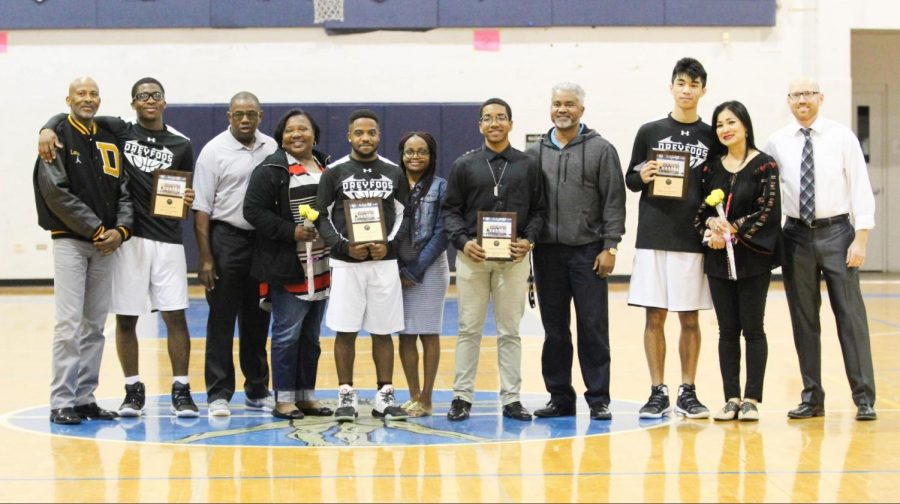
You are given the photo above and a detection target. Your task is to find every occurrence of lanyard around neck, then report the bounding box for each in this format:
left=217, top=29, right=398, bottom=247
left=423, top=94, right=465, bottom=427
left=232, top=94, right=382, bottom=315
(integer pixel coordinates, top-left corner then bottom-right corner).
left=486, top=158, right=508, bottom=197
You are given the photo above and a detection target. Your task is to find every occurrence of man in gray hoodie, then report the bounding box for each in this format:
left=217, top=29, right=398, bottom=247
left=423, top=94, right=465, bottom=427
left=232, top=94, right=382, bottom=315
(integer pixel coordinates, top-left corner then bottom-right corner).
left=528, top=82, right=626, bottom=421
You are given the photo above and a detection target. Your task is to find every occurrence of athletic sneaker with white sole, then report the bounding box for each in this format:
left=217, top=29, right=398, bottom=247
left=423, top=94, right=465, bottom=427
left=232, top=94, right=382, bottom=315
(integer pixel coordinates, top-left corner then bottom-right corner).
left=639, top=384, right=671, bottom=419
left=171, top=382, right=199, bottom=418
left=208, top=398, right=231, bottom=417
left=334, top=386, right=358, bottom=422
left=372, top=385, right=408, bottom=420
left=118, top=382, right=146, bottom=417
left=675, top=383, right=710, bottom=419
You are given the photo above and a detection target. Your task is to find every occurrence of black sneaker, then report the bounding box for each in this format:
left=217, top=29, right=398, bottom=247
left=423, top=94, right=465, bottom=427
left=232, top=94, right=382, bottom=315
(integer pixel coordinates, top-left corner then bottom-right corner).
left=118, top=382, right=146, bottom=417
left=639, top=384, right=670, bottom=419
left=171, top=382, right=199, bottom=418
left=675, top=383, right=710, bottom=419
left=334, top=388, right=358, bottom=422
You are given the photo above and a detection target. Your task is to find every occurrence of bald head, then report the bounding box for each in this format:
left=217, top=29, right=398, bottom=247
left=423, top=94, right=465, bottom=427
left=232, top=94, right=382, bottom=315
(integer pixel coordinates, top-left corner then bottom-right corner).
left=230, top=91, right=260, bottom=108
left=68, top=76, right=98, bottom=94
left=789, top=77, right=820, bottom=93
left=66, top=76, right=101, bottom=124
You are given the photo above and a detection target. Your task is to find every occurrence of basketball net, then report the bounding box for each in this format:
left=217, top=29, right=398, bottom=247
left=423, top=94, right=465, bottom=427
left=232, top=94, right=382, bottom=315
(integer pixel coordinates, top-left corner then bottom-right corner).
left=313, top=0, right=345, bottom=23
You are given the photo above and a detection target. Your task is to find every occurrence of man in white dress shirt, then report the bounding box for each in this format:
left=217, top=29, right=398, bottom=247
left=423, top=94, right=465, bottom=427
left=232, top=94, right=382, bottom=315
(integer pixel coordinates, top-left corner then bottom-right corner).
left=764, top=77, right=877, bottom=421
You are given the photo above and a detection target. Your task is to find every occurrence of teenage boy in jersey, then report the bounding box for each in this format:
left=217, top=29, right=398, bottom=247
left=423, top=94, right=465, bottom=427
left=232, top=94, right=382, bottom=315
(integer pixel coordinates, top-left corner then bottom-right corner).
left=626, top=57, right=713, bottom=419
left=194, top=92, right=277, bottom=416
left=39, top=77, right=199, bottom=418
left=443, top=98, right=547, bottom=422
left=315, top=109, right=410, bottom=422
left=34, top=77, right=132, bottom=425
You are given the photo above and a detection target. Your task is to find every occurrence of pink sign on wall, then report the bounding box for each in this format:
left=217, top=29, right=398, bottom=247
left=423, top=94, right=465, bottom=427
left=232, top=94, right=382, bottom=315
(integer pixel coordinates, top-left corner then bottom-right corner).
left=0, top=32, right=7, bottom=54
left=473, top=29, right=500, bottom=52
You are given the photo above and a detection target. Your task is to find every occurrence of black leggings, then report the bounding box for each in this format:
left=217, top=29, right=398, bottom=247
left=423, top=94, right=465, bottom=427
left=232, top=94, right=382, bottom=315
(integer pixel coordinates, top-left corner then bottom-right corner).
left=708, top=271, right=771, bottom=402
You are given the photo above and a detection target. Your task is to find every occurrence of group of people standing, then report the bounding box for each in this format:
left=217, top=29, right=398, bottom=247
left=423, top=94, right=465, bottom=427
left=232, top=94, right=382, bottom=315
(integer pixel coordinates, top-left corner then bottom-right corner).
left=33, top=55, right=877, bottom=427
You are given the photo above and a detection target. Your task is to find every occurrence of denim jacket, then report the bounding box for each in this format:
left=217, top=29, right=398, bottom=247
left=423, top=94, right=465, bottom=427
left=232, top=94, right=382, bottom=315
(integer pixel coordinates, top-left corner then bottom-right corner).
left=400, top=177, right=448, bottom=283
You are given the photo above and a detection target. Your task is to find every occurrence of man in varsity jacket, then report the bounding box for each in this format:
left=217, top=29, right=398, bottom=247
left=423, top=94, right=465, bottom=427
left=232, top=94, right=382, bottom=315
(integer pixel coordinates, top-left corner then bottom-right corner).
left=39, top=77, right=199, bottom=419
left=33, top=77, right=133, bottom=425
left=315, top=108, right=410, bottom=422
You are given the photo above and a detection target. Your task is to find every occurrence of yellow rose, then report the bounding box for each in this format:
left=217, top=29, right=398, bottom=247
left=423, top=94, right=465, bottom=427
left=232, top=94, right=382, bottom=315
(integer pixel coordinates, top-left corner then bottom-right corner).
left=299, top=204, right=319, bottom=222
left=705, top=189, right=725, bottom=207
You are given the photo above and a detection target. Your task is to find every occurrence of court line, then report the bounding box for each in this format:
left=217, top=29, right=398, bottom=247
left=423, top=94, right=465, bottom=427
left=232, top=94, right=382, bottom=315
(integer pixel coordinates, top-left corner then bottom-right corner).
left=0, top=468, right=898, bottom=483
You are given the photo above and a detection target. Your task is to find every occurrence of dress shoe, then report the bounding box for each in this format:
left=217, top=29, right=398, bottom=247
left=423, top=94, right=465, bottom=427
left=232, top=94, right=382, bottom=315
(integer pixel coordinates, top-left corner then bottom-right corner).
left=50, top=407, right=82, bottom=425
left=502, top=401, right=533, bottom=421
left=272, top=408, right=305, bottom=420
left=534, top=401, right=576, bottom=418
left=74, top=402, right=119, bottom=420
left=856, top=403, right=877, bottom=421
left=296, top=401, right=334, bottom=416
left=787, top=402, right=824, bottom=419
left=447, top=397, right=471, bottom=421
left=589, top=403, right=612, bottom=421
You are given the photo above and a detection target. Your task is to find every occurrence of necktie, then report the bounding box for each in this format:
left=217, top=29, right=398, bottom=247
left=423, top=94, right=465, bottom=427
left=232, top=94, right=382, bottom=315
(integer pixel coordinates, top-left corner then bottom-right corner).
left=799, top=128, right=815, bottom=225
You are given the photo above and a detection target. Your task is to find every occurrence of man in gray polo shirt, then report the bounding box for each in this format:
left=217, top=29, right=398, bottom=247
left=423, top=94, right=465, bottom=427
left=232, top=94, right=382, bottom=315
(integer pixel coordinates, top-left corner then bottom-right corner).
left=193, top=92, right=277, bottom=416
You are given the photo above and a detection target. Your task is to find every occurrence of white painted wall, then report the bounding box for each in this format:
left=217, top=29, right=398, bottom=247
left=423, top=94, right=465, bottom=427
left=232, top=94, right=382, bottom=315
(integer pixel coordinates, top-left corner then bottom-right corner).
left=2, top=0, right=900, bottom=279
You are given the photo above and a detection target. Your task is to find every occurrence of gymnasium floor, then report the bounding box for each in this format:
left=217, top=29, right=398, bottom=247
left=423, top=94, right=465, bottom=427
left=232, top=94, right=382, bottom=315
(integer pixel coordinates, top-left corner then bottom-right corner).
left=0, top=276, right=898, bottom=502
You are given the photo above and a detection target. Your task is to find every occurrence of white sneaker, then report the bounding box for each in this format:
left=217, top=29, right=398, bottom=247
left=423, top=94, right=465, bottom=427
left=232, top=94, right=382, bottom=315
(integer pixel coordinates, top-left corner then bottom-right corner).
left=334, top=386, right=358, bottom=422
left=208, top=399, right=231, bottom=417
left=738, top=401, right=760, bottom=422
left=245, top=393, right=275, bottom=412
left=713, top=400, right=740, bottom=421
left=373, top=385, right=408, bottom=420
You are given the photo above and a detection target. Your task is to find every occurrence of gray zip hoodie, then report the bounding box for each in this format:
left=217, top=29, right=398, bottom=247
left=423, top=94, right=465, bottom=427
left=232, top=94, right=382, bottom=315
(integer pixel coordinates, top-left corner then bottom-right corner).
left=527, top=125, right=626, bottom=248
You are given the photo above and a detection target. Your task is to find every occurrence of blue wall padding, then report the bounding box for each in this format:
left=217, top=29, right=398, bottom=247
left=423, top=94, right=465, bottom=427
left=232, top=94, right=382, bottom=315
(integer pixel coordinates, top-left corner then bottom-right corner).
left=552, top=0, right=665, bottom=26
left=0, top=0, right=776, bottom=30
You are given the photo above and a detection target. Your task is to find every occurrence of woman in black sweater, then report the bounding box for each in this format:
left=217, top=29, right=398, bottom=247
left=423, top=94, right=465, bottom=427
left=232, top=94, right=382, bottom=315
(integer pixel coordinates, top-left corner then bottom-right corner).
left=695, top=101, right=781, bottom=422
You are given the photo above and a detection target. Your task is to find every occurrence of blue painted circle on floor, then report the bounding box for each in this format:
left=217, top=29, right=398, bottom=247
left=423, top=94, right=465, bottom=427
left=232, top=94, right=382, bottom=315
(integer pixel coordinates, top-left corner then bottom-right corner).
left=4, top=390, right=675, bottom=447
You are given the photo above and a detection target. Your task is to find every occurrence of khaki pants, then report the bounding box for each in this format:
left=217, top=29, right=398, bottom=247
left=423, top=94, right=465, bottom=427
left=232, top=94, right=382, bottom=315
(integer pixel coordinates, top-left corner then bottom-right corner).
left=50, top=239, right=112, bottom=409
left=452, top=252, right=530, bottom=406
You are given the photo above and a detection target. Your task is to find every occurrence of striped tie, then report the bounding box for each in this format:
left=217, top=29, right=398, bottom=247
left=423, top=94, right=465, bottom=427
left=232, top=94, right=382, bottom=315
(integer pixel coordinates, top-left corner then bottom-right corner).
left=799, top=128, right=815, bottom=225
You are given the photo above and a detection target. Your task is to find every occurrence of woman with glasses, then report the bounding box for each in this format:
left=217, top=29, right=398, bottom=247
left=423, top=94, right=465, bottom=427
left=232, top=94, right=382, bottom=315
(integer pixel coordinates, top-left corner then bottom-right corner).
left=243, top=109, right=333, bottom=419
left=396, top=131, right=450, bottom=417
left=694, top=101, right=781, bottom=422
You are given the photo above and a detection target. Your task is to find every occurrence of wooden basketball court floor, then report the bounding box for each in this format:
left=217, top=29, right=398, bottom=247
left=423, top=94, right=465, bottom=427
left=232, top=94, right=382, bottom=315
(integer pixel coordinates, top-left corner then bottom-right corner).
left=0, top=275, right=899, bottom=503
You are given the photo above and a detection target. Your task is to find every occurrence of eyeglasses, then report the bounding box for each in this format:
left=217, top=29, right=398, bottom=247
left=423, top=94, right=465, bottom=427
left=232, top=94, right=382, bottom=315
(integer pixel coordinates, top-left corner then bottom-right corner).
left=788, top=91, right=820, bottom=101
left=403, top=149, right=430, bottom=158
left=133, top=91, right=163, bottom=102
left=480, top=115, right=510, bottom=125
left=230, top=111, right=260, bottom=120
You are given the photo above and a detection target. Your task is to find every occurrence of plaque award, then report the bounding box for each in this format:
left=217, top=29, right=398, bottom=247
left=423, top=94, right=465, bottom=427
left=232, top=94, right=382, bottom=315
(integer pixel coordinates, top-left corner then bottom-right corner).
left=650, top=150, right=691, bottom=199
left=343, top=198, right=387, bottom=243
left=150, top=169, right=192, bottom=220
left=477, top=211, right=517, bottom=261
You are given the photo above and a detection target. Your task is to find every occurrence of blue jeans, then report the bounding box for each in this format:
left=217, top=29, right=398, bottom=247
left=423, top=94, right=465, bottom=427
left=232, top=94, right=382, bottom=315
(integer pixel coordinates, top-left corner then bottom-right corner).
left=270, top=286, right=327, bottom=403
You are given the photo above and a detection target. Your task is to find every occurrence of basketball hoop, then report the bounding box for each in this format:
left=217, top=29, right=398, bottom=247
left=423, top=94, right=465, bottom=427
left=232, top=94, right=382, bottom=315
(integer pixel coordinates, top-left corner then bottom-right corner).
left=314, top=0, right=345, bottom=23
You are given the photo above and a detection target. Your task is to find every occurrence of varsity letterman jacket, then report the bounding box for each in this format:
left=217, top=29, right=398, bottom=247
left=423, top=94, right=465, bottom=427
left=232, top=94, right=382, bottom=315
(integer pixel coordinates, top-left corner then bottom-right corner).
left=34, top=115, right=133, bottom=241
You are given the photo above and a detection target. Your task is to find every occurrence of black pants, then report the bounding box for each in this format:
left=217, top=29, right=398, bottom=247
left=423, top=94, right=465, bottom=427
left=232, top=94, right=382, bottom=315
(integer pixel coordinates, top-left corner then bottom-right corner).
left=533, top=242, right=610, bottom=407
left=205, top=222, right=271, bottom=402
left=708, top=272, right=770, bottom=402
left=782, top=218, right=875, bottom=407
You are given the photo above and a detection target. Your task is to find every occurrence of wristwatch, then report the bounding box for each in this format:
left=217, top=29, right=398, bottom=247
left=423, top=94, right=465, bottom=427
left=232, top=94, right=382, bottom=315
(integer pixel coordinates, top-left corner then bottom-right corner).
left=606, top=247, right=618, bottom=256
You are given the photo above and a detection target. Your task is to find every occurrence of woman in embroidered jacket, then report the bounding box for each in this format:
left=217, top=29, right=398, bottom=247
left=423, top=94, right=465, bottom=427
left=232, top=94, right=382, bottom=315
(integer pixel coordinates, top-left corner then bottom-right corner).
left=695, top=101, right=781, bottom=422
